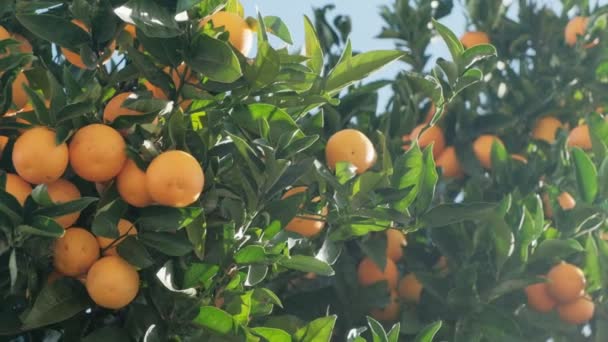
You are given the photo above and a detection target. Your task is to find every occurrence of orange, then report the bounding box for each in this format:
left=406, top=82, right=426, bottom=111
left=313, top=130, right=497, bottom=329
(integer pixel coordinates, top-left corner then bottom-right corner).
left=460, top=31, right=490, bottom=49
left=46, top=270, right=64, bottom=284
left=557, top=296, right=595, bottom=324
left=473, top=134, right=504, bottom=169
left=282, top=186, right=328, bottom=238
left=145, top=150, right=205, bottom=207
left=0, top=136, right=8, bottom=154
left=408, top=124, right=445, bottom=159
left=436, top=146, right=464, bottom=178
left=69, top=124, right=127, bottom=182
left=558, top=192, right=576, bottom=211
left=12, top=127, right=69, bottom=184
left=103, top=92, right=143, bottom=123
left=96, top=218, right=138, bottom=256
left=12, top=72, right=29, bottom=110
left=386, top=228, right=406, bottom=261
left=86, top=256, right=140, bottom=309
left=542, top=193, right=554, bottom=218
left=532, top=116, right=563, bottom=143
left=398, top=273, right=423, bottom=304
left=511, top=154, right=528, bottom=164
left=202, top=11, right=254, bottom=55
left=326, top=129, right=377, bottom=174
left=12, top=34, right=33, bottom=54
left=167, top=63, right=197, bottom=90
left=370, top=290, right=400, bottom=321
left=61, top=20, right=114, bottom=68
left=124, top=24, right=136, bottom=39
left=565, top=16, right=588, bottom=47
left=525, top=282, right=557, bottom=313
left=357, top=257, right=398, bottom=289
left=4, top=173, right=32, bottom=206
left=53, top=227, right=100, bottom=276
left=547, top=262, right=586, bottom=303
left=144, top=80, right=168, bottom=100
left=0, top=26, right=10, bottom=58
left=46, top=179, right=81, bottom=228
left=116, top=159, right=153, bottom=208
left=567, top=125, right=592, bottom=150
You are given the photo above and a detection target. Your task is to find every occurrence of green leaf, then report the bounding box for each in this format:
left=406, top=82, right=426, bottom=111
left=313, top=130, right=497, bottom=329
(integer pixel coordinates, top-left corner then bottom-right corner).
left=432, top=19, right=463, bottom=63
left=413, top=321, right=442, bottom=342
left=183, top=263, right=219, bottom=288
left=91, top=199, right=127, bottom=238
left=460, top=44, right=497, bottom=70
left=367, top=316, right=389, bottom=342
left=572, top=147, right=598, bottom=203
left=234, top=245, right=267, bottom=264
left=386, top=323, right=401, bottom=342
left=420, top=202, right=498, bottom=229
left=16, top=14, right=90, bottom=50
left=114, top=0, right=182, bottom=38
left=303, top=16, right=323, bottom=75
left=116, top=236, right=154, bottom=269
left=141, top=231, right=193, bottom=256
left=252, top=327, right=292, bottom=342
left=244, top=41, right=280, bottom=90
left=264, top=16, right=293, bottom=44
left=414, top=146, right=438, bottom=215
left=187, top=33, right=242, bottom=83
left=325, top=50, right=405, bottom=95
left=82, top=326, right=131, bottom=342
left=31, top=184, right=54, bottom=207
left=137, top=206, right=203, bottom=232
left=278, top=255, right=335, bottom=276
left=246, top=264, right=268, bottom=286
left=293, top=315, right=337, bottom=342
left=585, top=235, right=602, bottom=292
left=530, top=239, right=584, bottom=263
left=22, top=84, right=50, bottom=125
left=19, top=216, right=64, bottom=238
left=33, top=197, right=98, bottom=219
left=193, top=306, right=235, bottom=334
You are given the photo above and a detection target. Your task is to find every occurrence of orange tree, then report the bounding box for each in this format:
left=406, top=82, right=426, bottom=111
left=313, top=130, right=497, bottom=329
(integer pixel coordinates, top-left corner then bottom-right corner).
left=0, top=0, right=496, bottom=341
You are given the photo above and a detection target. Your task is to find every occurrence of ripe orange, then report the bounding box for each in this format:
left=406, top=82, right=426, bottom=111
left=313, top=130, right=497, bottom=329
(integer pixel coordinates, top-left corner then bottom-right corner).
left=436, top=146, right=464, bottom=178
left=557, top=296, right=595, bottom=324
left=461, top=31, right=490, bottom=49
left=558, top=192, right=576, bottom=211
left=202, top=11, right=253, bottom=55
left=547, top=262, right=586, bottom=303
left=86, top=256, right=140, bottom=309
left=398, top=273, right=423, bottom=304
left=167, top=63, right=197, bottom=90
left=0, top=136, right=9, bottom=154
left=124, top=24, right=136, bottom=39
left=357, top=257, right=398, bottom=289
left=532, top=116, right=563, bottom=143
left=370, top=290, right=400, bottom=321
left=103, top=92, right=143, bottom=123
left=386, top=228, right=406, bottom=261
left=12, top=127, right=69, bottom=184
left=53, top=227, right=100, bottom=276
left=326, top=129, right=377, bottom=174
left=525, top=282, right=557, bottom=313
left=565, top=16, right=589, bottom=47
left=4, top=173, right=32, bottom=206
left=69, top=124, right=127, bottom=182
left=96, top=218, right=138, bottom=256
left=473, top=134, right=504, bottom=169
left=567, top=125, right=592, bottom=150
left=46, top=179, right=81, bottom=228
left=116, top=159, right=153, bottom=208
left=12, top=72, right=29, bottom=110
left=282, top=187, right=328, bottom=238
left=145, top=150, right=205, bottom=207
left=408, top=124, right=445, bottom=159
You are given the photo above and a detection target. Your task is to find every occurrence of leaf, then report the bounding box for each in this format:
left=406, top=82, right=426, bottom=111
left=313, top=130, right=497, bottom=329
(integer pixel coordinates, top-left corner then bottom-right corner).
left=585, top=235, right=602, bottom=292
left=31, top=184, right=53, bottom=206
left=16, top=14, right=90, bottom=49
left=21, top=278, right=90, bottom=331
left=19, top=216, right=64, bottom=238
left=137, top=206, right=203, bottom=232
left=116, top=236, right=154, bottom=269
left=572, top=147, right=598, bottom=203
left=183, top=263, right=219, bottom=288
left=386, top=323, right=401, bottom=342
left=460, top=44, right=497, bottom=70
left=187, top=33, right=242, bottom=83
left=33, top=197, right=98, bottom=219
left=325, top=50, right=404, bottom=95
left=278, top=255, right=335, bottom=276
left=193, top=306, right=235, bottom=334
left=420, top=202, right=498, bottom=229
left=114, top=0, right=182, bottom=38
left=432, top=19, right=463, bottom=63
left=530, top=239, right=584, bottom=263
left=91, top=199, right=127, bottom=238
left=244, top=41, right=280, bottom=90
left=303, top=16, right=323, bottom=75
left=293, top=315, right=337, bottom=342
left=414, top=146, right=438, bottom=215
left=141, top=231, right=193, bottom=256
left=234, top=245, right=267, bottom=264
left=246, top=264, right=268, bottom=286
left=252, top=327, right=292, bottom=342
left=366, top=316, right=388, bottom=342
left=82, top=326, right=131, bottom=342
left=413, top=321, right=443, bottom=342
left=264, top=16, right=293, bottom=44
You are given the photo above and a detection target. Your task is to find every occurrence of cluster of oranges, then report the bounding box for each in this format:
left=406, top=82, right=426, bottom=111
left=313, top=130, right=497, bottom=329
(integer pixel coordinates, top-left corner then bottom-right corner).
left=525, top=262, right=594, bottom=324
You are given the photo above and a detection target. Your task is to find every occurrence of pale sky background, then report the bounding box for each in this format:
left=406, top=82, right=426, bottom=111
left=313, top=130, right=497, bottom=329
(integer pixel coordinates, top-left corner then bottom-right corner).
left=242, top=0, right=578, bottom=110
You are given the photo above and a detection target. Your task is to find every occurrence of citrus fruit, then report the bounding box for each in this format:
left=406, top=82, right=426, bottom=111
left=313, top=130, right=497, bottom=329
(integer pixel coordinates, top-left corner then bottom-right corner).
left=61, top=20, right=114, bottom=68
left=436, top=146, right=464, bottom=178
left=12, top=126, right=69, bottom=184
left=4, top=173, right=32, bottom=206
left=124, top=24, right=136, bottom=39
left=542, top=193, right=553, bottom=218
left=557, top=296, right=595, bottom=324
left=525, top=282, right=557, bottom=313
left=103, top=92, right=143, bottom=123
left=167, top=63, right=196, bottom=90
left=144, top=80, right=168, bottom=100
left=473, top=134, right=504, bottom=169
left=86, top=256, right=140, bottom=309
left=0, top=136, right=9, bottom=154
left=202, top=11, right=254, bottom=55
left=53, top=227, right=100, bottom=276
left=565, top=16, right=588, bottom=46
left=558, top=192, right=576, bottom=211
left=145, top=150, right=205, bottom=207
left=46, top=179, right=81, bottom=228
left=96, top=219, right=138, bottom=256
left=386, top=228, right=406, bottom=261
left=567, top=125, right=592, bottom=150
left=282, top=187, right=328, bottom=238
left=12, top=72, right=29, bottom=109
left=398, top=273, right=423, bottom=304
left=461, top=31, right=490, bottom=48
left=116, top=159, right=153, bottom=208
left=357, top=257, right=398, bottom=289
left=326, top=129, right=377, bottom=174
left=547, top=262, right=586, bottom=303
left=370, top=290, right=400, bottom=321
left=409, top=124, right=446, bottom=159
left=511, top=154, right=528, bottom=164
left=532, top=116, right=563, bottom=143
left=69, top=124, right=127, bottom=182
left=0, top=26, right=10, bottom=58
